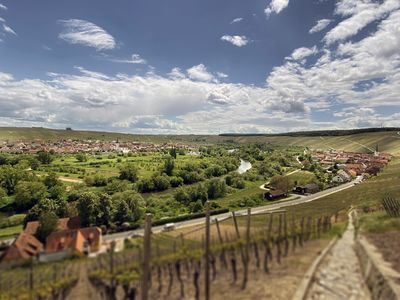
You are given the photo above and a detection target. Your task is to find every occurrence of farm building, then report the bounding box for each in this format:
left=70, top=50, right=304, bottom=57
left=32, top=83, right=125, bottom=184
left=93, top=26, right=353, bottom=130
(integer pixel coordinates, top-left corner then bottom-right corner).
left=264, top=189, right=287, bottom=201
left=293, top=183, right=320, bottom=195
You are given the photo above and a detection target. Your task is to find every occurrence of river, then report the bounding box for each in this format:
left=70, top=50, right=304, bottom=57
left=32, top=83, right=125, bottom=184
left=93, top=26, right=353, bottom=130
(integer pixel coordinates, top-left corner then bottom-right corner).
left=237, top=159, right=252, bottom=174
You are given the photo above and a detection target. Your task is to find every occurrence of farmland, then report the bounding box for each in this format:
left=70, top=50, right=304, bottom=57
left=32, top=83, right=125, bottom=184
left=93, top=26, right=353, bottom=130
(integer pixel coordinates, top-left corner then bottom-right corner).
left=0, top=128, right=399, bottom=299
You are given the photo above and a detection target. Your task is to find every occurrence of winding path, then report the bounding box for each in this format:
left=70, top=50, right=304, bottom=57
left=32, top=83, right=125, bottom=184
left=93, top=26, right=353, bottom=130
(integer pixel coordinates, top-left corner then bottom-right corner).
left=305, top=212, right=370, bottom=300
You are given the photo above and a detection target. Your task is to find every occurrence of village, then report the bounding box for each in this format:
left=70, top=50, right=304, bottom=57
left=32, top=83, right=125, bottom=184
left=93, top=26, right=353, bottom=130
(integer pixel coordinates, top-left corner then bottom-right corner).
left=0, top=139, right=192, bottom=154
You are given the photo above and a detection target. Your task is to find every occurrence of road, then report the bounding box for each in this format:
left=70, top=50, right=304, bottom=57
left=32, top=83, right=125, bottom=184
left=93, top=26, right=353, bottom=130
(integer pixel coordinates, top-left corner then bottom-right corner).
left=104, top=176, right=363, bottom=242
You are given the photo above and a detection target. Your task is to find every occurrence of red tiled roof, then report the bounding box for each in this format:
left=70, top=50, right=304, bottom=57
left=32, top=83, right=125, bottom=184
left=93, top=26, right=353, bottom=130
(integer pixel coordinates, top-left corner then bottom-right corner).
left=1, top=233, right=43, bottom=262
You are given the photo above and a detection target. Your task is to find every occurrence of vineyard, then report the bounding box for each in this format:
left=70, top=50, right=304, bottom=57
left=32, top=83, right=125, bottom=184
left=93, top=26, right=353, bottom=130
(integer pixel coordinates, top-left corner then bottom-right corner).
left=0, top=205, right=344, bottom=300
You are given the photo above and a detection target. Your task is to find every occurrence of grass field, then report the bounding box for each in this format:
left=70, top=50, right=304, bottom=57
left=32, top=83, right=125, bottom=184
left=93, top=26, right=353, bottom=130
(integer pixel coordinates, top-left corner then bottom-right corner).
left=0, top=224, right=23, bottom=240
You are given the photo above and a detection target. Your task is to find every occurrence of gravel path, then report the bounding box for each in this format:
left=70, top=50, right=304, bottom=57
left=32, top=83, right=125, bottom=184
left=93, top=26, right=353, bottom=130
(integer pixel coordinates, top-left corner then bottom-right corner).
left=66, top=263, right=101, bottom=300
left=306, top=212, right=370, bottom=300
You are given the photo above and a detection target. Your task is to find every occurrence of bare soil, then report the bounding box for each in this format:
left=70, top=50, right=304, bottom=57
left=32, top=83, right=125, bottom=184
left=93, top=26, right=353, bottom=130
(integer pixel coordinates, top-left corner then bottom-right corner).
left=367, top=231, right=400, bottom=274
left=146, top=239, right=330, bottom=300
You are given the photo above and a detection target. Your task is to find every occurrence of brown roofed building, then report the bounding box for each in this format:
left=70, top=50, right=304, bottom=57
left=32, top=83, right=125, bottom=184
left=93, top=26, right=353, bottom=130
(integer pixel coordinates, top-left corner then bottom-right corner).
left=24, top=217, right=81, bottom=236
left=1, top=233, right=43, bottom=263
left=45, top=227, right=102, bottom=256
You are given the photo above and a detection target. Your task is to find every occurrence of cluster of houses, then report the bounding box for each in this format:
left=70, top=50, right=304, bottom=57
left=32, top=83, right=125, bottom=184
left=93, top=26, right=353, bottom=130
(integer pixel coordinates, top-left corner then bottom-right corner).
left=0, top=218, right=106, bottom=267
left=0, top=139, right=193, bottom=154
left=263, top=150, right=391, bottom=201
left=311, top=150, right=391, bottom=183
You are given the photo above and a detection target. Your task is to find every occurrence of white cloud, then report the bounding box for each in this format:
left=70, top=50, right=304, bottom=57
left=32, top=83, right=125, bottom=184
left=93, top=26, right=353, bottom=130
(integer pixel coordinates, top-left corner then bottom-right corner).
left=108, top=53, right=147, bottom=64
left=0, top=17, right=5, bottom=22
left=265, top=0, right=290, bottom=17
left=187, top=64, right=215, bottom=82
left=309, top=19, right=332, bottom=34
left=0, top=3, right=7, bottom=10
left=288, top=46, right=318, bottom=61
left=3, top=24, right=16, bottom=36
left=58, top=19, right=116, bottom=50
left=324, top=0, right=400, bottom=44
left=168, top=67, right=186, bottom=80
left=230, top=17, right=243, bottom=24
left=1, top=4, right=400, bottom=134
left=216, top=72, right=228, bottom=79
left=221, top=35, right=249, bottom=47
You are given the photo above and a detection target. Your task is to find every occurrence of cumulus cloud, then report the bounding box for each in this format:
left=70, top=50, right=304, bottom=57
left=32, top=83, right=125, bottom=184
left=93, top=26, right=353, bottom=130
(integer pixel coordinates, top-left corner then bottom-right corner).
left=324, top=0, right=400, bottom=44
left=58, top=19, right=116, bottom=50
left=265, top=0, right=290, bottom=17
left=0, top=3, right=6, bottom=10
left=230, top=17, right=243, bottom=24
left=288, top=46, right=318, bottom=61
left=309, top=19, right=332, bottom=34
left=216, top=72, right=228, bottom=79
left=221, top=35, right=249, bottom=47
left=187, top=64, right=215, bottom=82
left=1, top=3, right=400, bottom=134
left=168, top=67, right=186, bottom=80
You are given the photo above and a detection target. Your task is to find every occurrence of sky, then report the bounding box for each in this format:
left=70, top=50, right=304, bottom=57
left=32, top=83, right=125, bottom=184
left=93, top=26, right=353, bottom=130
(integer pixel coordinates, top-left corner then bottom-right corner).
left=0, top=0, right=400, bottom=134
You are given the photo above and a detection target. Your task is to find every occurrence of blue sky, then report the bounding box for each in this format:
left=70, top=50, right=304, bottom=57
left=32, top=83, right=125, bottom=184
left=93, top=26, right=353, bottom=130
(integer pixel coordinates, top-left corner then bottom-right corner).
left=0, top=0, right=400, bottom=134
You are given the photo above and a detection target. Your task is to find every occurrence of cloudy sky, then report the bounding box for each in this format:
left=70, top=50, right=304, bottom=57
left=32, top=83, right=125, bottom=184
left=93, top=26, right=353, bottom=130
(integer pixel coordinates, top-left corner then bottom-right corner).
left=0, top=0, right=399, bottom=134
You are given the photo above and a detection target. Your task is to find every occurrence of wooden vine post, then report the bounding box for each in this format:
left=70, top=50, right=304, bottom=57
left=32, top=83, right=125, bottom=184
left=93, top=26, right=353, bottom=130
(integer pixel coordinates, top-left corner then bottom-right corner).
left=205, top=201, right=211, bottom=300
left=141, top=213, right=152, bottom=300
left=242, top=207, right=251, bottom=289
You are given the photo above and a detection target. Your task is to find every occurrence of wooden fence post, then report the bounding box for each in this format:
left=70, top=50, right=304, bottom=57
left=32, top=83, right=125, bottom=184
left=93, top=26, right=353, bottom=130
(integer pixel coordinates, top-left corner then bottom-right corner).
left=205, top=201, right=211, bottom=300
left=242, top=207, right=251, bottom=289
left=232, top=211, right=240, bottom=238
left=141, top=213, right=152, bottom=300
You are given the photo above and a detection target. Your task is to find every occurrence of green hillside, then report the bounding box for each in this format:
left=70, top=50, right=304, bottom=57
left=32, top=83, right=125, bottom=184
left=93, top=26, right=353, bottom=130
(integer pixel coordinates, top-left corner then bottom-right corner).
left=0, top=127, right=399, bottom=155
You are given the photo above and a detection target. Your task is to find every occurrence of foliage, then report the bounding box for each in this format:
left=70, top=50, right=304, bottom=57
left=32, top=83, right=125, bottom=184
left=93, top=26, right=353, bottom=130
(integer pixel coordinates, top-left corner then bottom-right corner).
left=206, top=178, right=227, bottom=199
left=36, top=211, right=59, bottom=243
left=75, top=153, right=88, bottom=162
left=15, top=181, right=47, bottom=211
left=24, top=198, right=68, bottom=224
left=119, top=163, right=139, bottom=182
left=43, top=172, right=61, bottom=188
left=112, top=190, right=143, bottom=223
left=163, top=156, right=175, bottom=176
left=36, top=151, right=54, bottom=164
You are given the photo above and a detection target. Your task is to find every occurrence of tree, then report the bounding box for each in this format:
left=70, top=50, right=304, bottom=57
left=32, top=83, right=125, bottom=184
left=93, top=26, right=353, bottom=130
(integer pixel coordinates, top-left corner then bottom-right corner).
left=15, top=181, right=47, bottom=211
left=76, top=192, right=100, bottom=226
left=153, top=175, right=170, bottom=191
left=0, top=187, right=6, bottom=203
left=175, top=187, right=191, bottom=205
left=112, top=191, right=143, bottom=223
left=206, top=178, right=226, bottom=199
left=270, top=175, right=290, bottom=194
left=189, top=200, right=203, bottom=213
left=97, top=193, right=114, bottom=226
left=169, top=148, right=177, bottom=159
left=75, top=153, right=87, bottom=162
left=48, top=185, right=66, bottom=200
left=24, top=197, right=66, bottom=224
left=36, top=151, right=54, bottom=164
left=36, top=212, right=59, bottom=243
left=104, top=179, right=130, bottom=195
left=119, top=163, right=139, bottom=182
left=44, top=173, right=61, bottom=188
left=0, top=165, right=31, bottom=194
left=169, top=176, right=183, bottom=187
left=163, top=156, right=175, bottom=176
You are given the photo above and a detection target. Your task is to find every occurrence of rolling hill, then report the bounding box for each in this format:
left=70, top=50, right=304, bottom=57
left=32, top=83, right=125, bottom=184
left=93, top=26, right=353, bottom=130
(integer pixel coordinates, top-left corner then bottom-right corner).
left=0, top=127, right=399, bottom=155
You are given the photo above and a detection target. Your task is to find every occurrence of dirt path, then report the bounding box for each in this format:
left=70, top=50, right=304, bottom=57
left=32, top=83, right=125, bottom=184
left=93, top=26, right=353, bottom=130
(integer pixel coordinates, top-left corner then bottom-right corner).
left=305, top=212, right=370, bottom=300
left=66, top=263, right=101, bottom=300
left=59, top=176, right=84, bottom=183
